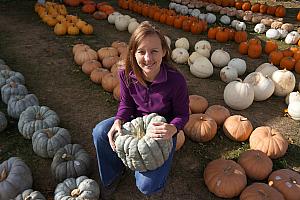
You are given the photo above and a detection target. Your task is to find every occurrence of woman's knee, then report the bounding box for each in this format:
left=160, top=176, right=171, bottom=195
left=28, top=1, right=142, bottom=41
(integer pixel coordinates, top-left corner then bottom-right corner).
left=92, top=117, right=114, bottom=142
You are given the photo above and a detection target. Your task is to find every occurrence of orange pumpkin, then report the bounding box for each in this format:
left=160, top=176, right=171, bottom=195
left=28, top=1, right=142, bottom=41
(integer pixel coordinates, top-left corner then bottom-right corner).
left=242, top=2, right=251, bottom=11
left=240, top=183, right=285, bottom=200
left=189, top=95, right=208, bottom=114
left=224, top=28, right=235, bottom=41
left=81, top=59, right=102, bottom=75
left=205, top=105, right=230, bottom=127
left=207, top=27, right=219, bottom=40
left=251, top=3, right=260, bottom=12
left=190, top=21, right=203, bottom=35
left=101, top=72, right=119, bottom=92
left=239, top=42, right=248, bottom=55
left=267, top=6, right=277, bottom=15
left=269, top=50, right=284, bottom=66
left=90, top=68, right=110, bottom=84
left=279, top=56, right=296, bottom=70
left=81, top=3, right=96, bottom=13
left=293, top=50, right=300, bottom=62
left=238, top=150, right=273, bottom=180
left=295, top=60, right=300, bottom=74
left=223, top=115, right=253, bottom=141
left=92, top=11, right=107, bottom=20
left=182, top=18, right=192, bottom=32
left=282, top=49, right=294, bottom=57
left=165, top=15, right=175, bottom=26
left=235, top=1, right=243, bottom=9
left=248, top=43, right=262, bottom=59
left=264, top=40, right=278, bottom=55
left=259, top=4, right=268, bottom=14
left=234, top=31, right=247, bottom=44
left=275, top=5, right=286, bottom=17
left=297, top=11, right=300, bottom=21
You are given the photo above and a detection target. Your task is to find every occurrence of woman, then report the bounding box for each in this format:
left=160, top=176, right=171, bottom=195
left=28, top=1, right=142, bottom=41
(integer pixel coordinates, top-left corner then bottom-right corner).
left=92, top=21, right=189, bottom=199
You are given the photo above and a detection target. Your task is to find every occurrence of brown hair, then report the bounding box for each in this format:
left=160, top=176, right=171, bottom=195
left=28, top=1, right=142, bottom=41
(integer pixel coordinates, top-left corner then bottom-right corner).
left=125, top=21, right=172, bottom=86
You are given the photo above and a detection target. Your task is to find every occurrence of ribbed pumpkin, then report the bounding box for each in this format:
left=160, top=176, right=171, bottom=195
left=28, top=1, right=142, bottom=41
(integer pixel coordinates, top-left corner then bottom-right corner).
left=0, top=157, right=33, bottom=200
left=114, top=113, right=173, bottom=172
left=189, top=95, right=208, bottom=114
left=14, top=189, right=46, bottom=200
left=18, top=105, right=60, bottom=139
left=249, top=126, right=288, bottom=159
left=0, top=70, right=25, bottom=88
left=204, top=159, right=247, bottom=198
left=101, top=72, right=119, bottom=92
left=1, top=82, right=28, bottom=104
left=184, top=113, right=217, bottom=142
left=51, top=144, right=91, bottom=182
left=54, top=176, right=100, bottom=200
left=238, top=150, right=273, bottom=180
left=204, top=105, right=230, bottom=126
left=268, top=169, right=300, bottom=200
left=240, top=183, right=285, bottom=200
left=223, top=115, right=253, bottom=141
left=81, top=59, right=102, bottom=75
left=7, top=94, right=39, bottom=119
left=97, top=47, right=118, bottom=61
left=32, top=127, right=72, bottom=158
left=90, top=68, right=110, bottom=84
left=74, top=47, right=98, bottom=65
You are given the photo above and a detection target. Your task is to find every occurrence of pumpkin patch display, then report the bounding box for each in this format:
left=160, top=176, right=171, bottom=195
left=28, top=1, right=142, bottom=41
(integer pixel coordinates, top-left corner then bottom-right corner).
left=54, top=176, right=100, bottom=200
left=223, top=115, right=253, bottom=142
left=268, top=169, right=300, bottom=200
left=249, top=126, right=288, bottom=159
left=14, top=189, right=46, bottom=200
left=32, top=127, right=72, bottom=158
left=240, top=183, right=285, bottom=200
left=238, top=150, right=273, bottom=180
left=18, top=105, right=60, bottom=139
left=184, top=113, right=217, bottom=142
left=204, top=159, right=247, bottom=198
left=0, top=157, right=33, bottom=200
left=114, top=113, right=173, bottom=172
left=51, top=143, right=91, bottom=182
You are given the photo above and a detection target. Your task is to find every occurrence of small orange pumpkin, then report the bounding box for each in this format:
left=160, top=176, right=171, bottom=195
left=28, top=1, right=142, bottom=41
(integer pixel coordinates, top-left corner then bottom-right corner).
left=264, top=40, right=278, bottom=55
left=189, top=95, right=208, bottom=114
left=279, top=56, right=296, bottom=70
left=223, top=115, right=253, bottom=142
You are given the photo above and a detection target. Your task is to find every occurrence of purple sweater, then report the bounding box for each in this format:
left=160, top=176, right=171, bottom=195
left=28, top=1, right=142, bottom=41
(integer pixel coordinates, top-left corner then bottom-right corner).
left=115, top=63, right=189, bottom=130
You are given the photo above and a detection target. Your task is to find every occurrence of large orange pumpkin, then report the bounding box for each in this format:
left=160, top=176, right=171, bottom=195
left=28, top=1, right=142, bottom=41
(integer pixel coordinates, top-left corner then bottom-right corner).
left=223, top=115, right=253, bottom=141
left=204, top=159, right=247, bottom=198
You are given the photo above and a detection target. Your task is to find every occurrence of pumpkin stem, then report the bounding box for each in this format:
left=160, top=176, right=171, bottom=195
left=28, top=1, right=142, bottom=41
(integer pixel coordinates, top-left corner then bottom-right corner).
left=268, top=180, right=274, bottom=186
left=24, top=196, right=33, bottom=200
left=61, top=153, right=73, bottom=160
left=240, top=117, right=248, bottom=121
left=71, top=188, right=81, bottom=197
left=223, top=165, right=233, bottom=174
left=36, top=113, right=43, bottom=120
left=0, top=168, right=8, bottom=182
left=136, top=124, right=145, bottom=139
left=9, top=81, right=17, bottom=88
left=290, top=178, right=297, bottom=184
left=46, top=129, right=54, bottom=138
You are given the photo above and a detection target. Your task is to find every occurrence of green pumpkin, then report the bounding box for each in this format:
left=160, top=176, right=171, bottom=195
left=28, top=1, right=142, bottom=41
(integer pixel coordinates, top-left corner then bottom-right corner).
left=32, top=127, right=71, bottom=158
left=8, top=94, right=39, bottom=119
left=0, top=70, right=25, bottom=88
left=54, top=176, right=100, bottom=200
left=0, top=111, right=7, bottom=132
left=1, top=82, right=28, bottom=104
left=51, top=144, right=91, bottom=182
left=0, top=157, right=33, bottom=200
left=114, top=113, right=173, bottom=172
left=18, top=105, right=60, bottom=139
left=14, top=189, right=46, bottom=200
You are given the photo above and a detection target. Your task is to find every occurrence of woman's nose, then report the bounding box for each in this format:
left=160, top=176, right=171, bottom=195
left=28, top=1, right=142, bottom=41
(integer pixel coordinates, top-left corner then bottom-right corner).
left=144, top=51, right=152, bottom=62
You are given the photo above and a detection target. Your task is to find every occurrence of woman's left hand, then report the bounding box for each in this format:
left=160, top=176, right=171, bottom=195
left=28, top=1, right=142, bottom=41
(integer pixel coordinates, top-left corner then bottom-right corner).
left=148, top=122, right=177, bottom=140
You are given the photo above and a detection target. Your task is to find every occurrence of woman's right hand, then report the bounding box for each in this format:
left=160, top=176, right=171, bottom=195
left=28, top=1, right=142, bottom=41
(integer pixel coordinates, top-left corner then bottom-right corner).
left=108, top=119, right=123, bottom=151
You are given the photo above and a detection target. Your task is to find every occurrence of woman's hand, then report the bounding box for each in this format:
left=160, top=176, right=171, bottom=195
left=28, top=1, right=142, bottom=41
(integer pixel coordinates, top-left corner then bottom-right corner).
left=108, top=119, right=123, bottom=151
left=148, top=122, right=177, bottom=140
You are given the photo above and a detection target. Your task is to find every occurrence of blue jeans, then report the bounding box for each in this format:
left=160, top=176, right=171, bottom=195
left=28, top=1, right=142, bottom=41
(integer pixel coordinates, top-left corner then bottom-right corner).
left=92, top=117, right=177, bottom=195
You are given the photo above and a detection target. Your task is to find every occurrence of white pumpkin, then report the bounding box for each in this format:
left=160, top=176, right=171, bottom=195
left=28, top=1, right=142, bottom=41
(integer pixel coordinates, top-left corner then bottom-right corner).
left=231, top=19, right=240, bottom=28
left=266, top=29, right=281, bottom=40
left=220, top=66, right=238, bottom=83
left=211, top=49, right=230, bottom=68
left=224, top=79, right=254, bottom=110
left=175, top=37, right=189, bottom=50
left=281, top=23, right=294, bottom=32
left=194, top=40, right=211, bottom=52
left=255, top=63, right=278, bottom=77
left=190, top=56, right=214, bottom=78
left=277, top=29, right=288, bottom=39
left=236, top=10, right=245, bottom=19
left=254, top=23, right=266, bottom=34
left=243, top=14, right=253, bottom=22
left=191, top=9, right=201, bottom=18
left=235, top=21, right=246, bottom=31
left=285, top=91, right=300, bottom=105
left=180, top=5, right=189, bottom=15
left=220, top=15, right=231, bottom=25
left=188, top=51, right=202, bottom=66
left=288, top=101, right=300, bottom=120
left=271, top=69, right=296, bottom=97
left=128, top=21, right=139, bottom=34
left=227, top=58, right=246, bottom=76
left=285, top=31, right=300, bottom=45
left=244, top=72, right=275, bottom=101
left=164, top=35, right=171, bottom=48
left=198, top=13, right=207, bottom=20
left=107, top=12, right=121, bottom=24
left=169, top=2, right=177, bottom=10
left=115, top=15, right=130, bottom=31
left=271, top=21, right=283, bottom=29
left=171, top=48, right=189, bottom=64
left=206, top=13, right=216, bottom=24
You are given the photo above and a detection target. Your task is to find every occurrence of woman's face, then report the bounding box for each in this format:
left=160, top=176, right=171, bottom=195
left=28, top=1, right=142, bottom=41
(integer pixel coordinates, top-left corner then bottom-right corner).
left=135, top=34, right=166, bottom=81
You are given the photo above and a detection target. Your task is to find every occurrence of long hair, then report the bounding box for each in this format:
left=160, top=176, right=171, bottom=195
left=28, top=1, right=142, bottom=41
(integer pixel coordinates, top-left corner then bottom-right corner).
left=125, top=21, right=172, bottom=86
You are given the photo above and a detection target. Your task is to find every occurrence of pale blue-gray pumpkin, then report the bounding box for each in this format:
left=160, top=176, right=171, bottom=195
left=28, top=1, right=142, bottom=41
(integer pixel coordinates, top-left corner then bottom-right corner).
left=0, top=111, right=7, bottom=132
left=7, top=93, right=39, bottom=119
left=0, top=70, right=25, bottom=88
left=54, top=176, right=100, bottom=200
left=51, top=144, right=91, bottom=182
left=18, top=105, right=60, bottom=139
left=114, top=113, right=173, bottom=172
left=0, top=63, right=10, bottom=71
left=1, top=82, right=28, bottom=104
left=32, top=127, right=71, bottom=158
left=0, top=157, right=33, bottom=200
left=14, top=189, right=46, bottom=200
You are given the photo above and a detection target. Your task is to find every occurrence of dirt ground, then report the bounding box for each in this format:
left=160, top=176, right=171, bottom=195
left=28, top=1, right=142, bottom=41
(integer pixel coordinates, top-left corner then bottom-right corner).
left=0, top=0, right=299, bottom=199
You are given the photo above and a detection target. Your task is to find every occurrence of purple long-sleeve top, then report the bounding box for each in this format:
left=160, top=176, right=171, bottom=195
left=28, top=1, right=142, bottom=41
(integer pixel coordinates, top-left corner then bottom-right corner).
left=115, top=63, right=189, bottom=131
